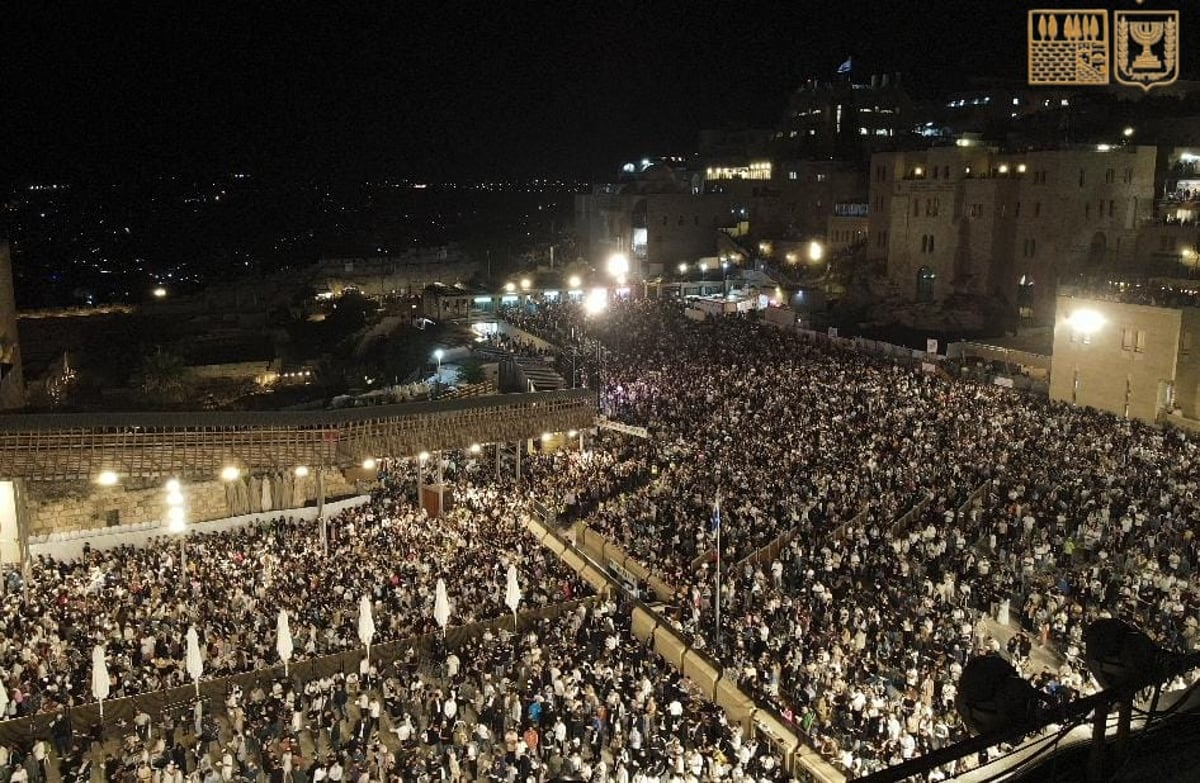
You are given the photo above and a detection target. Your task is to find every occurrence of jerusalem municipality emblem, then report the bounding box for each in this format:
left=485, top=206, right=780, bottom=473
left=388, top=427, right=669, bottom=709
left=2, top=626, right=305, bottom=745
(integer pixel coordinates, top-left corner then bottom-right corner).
left=1114, top=10, right=1179, bottom=91
left=1028, top=10, right=1110, bottom=85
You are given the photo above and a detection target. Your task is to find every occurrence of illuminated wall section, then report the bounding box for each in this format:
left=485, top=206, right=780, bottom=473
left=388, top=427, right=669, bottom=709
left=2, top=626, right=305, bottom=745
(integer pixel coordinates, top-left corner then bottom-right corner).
left=0, top=481, right=18, bottom=564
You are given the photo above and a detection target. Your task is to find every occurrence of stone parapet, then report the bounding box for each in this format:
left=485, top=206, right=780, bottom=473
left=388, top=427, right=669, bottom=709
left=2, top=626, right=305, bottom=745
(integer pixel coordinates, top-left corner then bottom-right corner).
left=0, top=389, right=596, bottom=482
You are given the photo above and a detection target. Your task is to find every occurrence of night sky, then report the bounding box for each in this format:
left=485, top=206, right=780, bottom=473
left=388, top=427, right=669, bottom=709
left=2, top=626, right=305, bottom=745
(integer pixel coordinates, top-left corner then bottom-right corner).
left=3, top=1, right=1188, bottom=186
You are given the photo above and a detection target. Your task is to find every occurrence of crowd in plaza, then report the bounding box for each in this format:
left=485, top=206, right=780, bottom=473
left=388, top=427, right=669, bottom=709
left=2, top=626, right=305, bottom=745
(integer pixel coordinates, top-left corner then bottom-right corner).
left=1, top=597, right=795, bottom=783
left=3, top=294, right=1200, bottom=782
left=508, top=299, right=1200, bottom=778
left=0, top=470, right=586, bottom=719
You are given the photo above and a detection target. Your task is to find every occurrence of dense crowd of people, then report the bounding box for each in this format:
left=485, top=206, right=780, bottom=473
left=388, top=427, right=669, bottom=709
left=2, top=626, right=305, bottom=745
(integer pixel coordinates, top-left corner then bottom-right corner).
left=0, top=469, right=586, bottom=718
left=4, top=295, right=1200, bottom=781
left=1, top=598, right=797, bottom=783
left=508, top=299, right=1200, bottom=777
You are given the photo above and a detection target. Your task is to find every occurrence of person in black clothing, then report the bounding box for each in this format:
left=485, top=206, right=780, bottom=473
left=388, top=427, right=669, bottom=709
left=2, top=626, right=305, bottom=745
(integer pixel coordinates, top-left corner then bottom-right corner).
left=103, top=754, right=121, bottom=783
left=49, top=712, right=72, bottom=760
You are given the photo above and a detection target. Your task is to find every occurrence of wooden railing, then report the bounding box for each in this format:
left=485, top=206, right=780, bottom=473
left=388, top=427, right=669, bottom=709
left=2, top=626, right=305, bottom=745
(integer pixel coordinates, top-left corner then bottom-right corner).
left=0, top=389, right=597, bottom=481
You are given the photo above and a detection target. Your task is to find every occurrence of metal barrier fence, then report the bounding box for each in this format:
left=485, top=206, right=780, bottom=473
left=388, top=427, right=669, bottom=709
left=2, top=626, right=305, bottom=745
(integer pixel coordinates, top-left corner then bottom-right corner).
left=0, top=599, right=590, bottom=747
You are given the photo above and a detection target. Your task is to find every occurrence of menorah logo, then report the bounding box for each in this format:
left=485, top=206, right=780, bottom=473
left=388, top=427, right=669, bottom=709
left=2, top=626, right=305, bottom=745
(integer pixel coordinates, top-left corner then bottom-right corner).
left=1114, top=10, right=1179, bottom=91
left=1028, top=10, right=1110, bottom=85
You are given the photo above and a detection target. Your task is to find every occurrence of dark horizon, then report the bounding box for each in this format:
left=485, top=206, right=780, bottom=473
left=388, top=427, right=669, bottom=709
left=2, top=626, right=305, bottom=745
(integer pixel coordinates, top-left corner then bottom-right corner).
left=4, top=1, right=1192, bottom=188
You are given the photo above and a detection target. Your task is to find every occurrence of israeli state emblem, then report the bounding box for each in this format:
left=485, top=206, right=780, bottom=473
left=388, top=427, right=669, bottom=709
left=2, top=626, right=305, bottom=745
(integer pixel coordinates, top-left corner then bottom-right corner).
left=1114, top=10, right=1180, bottom=91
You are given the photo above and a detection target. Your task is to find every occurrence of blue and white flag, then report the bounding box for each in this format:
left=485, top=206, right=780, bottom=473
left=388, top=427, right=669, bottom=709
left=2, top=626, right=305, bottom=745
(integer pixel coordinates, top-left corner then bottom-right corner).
left=711, top=495, right=721, bottom=535
left=837, top=57, right=853, bottom=75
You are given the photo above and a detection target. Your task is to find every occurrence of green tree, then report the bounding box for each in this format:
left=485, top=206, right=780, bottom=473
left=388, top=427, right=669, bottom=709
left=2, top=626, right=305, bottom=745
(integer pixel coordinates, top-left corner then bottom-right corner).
left=457, top=357, right=486, bottom=385
left=132, top=347, right=192, bottom=407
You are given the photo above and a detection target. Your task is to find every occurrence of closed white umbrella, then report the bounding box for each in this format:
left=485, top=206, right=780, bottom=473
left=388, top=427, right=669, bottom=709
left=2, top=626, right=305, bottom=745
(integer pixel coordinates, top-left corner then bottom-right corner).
left=185, top=626, right=204, bottom=697
left=91, top=645, right=111, bottom=720
left=505, top=564, right=522, bottom=626
left=433, top=578, right=450, bottom=632
left=276, top=609, right=294, bottom=676
left=358, top=594, right=376, bottom=662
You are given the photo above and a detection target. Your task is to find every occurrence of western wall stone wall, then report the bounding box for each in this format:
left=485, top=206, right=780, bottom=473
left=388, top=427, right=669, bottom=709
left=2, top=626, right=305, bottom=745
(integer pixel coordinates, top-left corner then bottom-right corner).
left=25, top=470, right=357, bottom=537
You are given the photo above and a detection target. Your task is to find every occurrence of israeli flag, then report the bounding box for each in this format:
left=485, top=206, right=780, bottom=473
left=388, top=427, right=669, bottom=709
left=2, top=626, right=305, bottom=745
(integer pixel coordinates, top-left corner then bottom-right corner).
left=710, top=495, right=721, bottom=535
left=837, top=57, right=853, bottom=75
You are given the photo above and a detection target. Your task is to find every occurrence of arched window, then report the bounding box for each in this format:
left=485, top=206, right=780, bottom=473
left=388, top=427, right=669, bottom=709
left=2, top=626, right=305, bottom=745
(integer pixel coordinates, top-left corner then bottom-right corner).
left=917, top=266, right=936, bottom=302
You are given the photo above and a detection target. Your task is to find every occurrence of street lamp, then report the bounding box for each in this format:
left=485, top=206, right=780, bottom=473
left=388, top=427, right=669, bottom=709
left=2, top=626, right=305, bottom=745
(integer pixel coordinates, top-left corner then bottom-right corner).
left=606, top=253, right=629, bottom=280
left=807, top=241, right=824, bottom=263
left=433, top=348, right=445, bottom=390
left=568, top=275, right=582, bottom=288
left=362, top=458, right=377, bottom=470
left=584, top=288, right=607, bottom=316
left=294, top=465, right=310, bottom=478
left=678, top=263, right=688, bottom=275
left=220, top=466, right=240, bottom=482
left=504, top=282, right=516, bottom=293
left=165, top=480, right=188, bottom=572
left=520, top=278, right=532, bottom=290
left=152, top=287, right=167, bottom=299
left=95, top=471, right=119, bottom=487
left=1068, top=309, right=1105, bottom=335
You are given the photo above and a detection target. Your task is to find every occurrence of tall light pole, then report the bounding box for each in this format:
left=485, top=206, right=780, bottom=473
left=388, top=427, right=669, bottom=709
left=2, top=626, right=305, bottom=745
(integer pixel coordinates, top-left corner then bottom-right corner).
left=433, top=348, right=444, bottom=395
left=166, top=479, right=187, bottom=573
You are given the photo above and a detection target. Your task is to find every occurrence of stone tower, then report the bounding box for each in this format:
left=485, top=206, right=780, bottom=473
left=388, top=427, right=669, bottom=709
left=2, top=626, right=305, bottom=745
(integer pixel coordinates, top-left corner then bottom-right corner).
left=0, top=242, right=25, bottom=409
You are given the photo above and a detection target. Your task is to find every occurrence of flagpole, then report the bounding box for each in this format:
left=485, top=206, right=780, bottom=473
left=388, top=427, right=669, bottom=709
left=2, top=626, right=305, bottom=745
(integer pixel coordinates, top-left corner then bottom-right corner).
left=714, top=493, right=721, bottom=650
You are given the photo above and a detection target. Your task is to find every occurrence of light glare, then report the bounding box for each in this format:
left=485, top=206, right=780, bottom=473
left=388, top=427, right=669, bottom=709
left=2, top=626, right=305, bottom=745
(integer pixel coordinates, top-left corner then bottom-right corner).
left=1068, top=309, right=1105, bottom=335
left=606, top=253, right=629, bottom=279
left=584, top=288, right=608, bottom=315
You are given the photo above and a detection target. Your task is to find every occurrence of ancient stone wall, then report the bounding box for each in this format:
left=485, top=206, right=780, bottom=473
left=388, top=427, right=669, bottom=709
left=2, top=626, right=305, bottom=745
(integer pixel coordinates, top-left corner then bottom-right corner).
left=24, top=470, right=357, bottom=537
